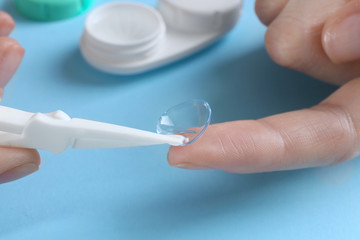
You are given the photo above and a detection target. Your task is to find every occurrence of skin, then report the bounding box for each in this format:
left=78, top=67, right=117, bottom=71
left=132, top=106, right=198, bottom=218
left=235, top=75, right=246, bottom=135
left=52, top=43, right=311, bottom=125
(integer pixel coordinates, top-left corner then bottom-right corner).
left=1, top=0, right=359, bottom=182
left=0, top=11, right=40, bottom=184
left=168, top=0, right=360, bottom=173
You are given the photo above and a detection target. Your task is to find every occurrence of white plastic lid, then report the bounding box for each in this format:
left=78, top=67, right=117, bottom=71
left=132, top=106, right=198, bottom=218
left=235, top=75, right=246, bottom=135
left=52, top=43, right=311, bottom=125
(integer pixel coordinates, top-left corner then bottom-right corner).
left=157, top=0, right=242, bottom=33
left=84, top=2, right=165, bottom=58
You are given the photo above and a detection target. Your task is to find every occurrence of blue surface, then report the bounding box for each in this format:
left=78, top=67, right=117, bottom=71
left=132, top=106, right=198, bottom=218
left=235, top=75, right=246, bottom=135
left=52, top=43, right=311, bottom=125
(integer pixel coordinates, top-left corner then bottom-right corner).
left=1, top=0, right=359, bottom=239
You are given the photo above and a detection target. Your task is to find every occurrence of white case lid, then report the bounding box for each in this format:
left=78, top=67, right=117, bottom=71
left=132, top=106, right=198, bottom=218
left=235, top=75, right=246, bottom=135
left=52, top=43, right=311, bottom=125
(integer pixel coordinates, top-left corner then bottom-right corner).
left=158, top=0, right=242, bottom=33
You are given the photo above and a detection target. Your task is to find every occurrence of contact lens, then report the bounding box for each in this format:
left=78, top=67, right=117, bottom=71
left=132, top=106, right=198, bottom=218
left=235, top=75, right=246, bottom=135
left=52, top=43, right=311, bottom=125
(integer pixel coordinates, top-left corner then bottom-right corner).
left=156, top=99, right=211, bottom=146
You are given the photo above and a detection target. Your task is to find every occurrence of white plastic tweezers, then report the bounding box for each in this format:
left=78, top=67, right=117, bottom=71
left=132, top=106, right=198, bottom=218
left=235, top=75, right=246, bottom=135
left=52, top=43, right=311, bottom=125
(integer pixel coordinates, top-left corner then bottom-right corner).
left=0, top=106, right=186, bottom=154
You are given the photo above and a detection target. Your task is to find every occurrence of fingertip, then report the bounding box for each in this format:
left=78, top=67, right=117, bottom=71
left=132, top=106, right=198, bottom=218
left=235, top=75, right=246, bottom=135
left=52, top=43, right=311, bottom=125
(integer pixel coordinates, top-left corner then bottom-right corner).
left=0, top=37, right=25, bottom=89
left=167, top=131, right=214, bottom=170
left=168, top=145, right=191, bottom=167
left=1, top=37, right=25, bottom=56
left=0, top=163, right=39, bottom=184
left=25, top=148, right=41, bottom=167
left=167, top=123, right=245, bottom=171
left=322, top=1, right=360, bottom=64
left=0, top=148, right=41, bottom=184
left=0, top=11, right=15, bottom=36
left=167, top=146, right=176, bottom=165
left=255, top=0, right=289, bottom=26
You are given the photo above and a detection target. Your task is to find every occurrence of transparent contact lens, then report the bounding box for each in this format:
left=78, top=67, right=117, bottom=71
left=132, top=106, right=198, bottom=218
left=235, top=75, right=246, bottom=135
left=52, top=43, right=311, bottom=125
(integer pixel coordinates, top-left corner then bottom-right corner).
left=156, top=99, right=211, bottom=146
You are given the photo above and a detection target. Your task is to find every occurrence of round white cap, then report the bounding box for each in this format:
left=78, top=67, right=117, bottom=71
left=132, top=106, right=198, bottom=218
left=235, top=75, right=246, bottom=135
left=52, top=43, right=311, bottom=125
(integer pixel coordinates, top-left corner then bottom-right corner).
left=82, top=2, right=166, bottom=63
left=157, top=0, right=242, bottom=33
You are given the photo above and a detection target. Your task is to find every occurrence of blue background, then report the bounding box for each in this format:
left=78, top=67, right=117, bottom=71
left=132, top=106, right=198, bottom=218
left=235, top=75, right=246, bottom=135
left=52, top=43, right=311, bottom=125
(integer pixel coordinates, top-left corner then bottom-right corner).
left=1, top=0, right=359, bottom=239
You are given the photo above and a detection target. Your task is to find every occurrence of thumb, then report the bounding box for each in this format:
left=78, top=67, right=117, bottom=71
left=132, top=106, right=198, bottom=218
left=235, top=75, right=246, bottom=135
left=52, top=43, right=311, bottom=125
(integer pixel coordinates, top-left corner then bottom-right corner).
left=322, top=0, right=360, bottom=64
left=0, top=148, right=40, bottom=184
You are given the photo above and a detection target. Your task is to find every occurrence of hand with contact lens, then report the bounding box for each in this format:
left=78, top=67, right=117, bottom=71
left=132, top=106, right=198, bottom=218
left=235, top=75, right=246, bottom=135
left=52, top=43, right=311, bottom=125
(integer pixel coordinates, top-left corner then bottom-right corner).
left=0, top=11, right=40, bottom=184
left=168, top=0, right=360, bottom=173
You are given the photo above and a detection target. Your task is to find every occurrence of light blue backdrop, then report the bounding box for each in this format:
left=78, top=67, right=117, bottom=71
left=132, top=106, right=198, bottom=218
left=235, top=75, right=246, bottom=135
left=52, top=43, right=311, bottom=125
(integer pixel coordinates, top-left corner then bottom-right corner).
left=1, top=0, right=358, bottom=239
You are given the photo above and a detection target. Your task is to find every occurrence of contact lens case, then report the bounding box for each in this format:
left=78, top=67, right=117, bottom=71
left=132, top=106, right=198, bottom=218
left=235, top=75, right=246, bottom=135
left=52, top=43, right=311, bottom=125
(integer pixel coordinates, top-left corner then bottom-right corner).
left=80, top=0, right=242, bottom=74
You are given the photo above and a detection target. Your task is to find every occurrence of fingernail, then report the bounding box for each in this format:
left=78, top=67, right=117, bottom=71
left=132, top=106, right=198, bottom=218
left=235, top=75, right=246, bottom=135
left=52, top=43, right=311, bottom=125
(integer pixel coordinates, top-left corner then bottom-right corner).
left=172, top=163, right=209, bottom=170
left=324, top=13, right=360, bottom=63
left=0, top=88, right=3, bottom=101
left=0, top=163, right=38, bottom=184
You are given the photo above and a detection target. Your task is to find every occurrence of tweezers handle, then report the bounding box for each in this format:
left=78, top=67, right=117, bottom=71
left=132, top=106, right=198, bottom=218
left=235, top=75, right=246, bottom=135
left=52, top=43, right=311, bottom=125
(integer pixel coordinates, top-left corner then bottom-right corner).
left=0, top=106, right=34, bottom=134
left=0, top=106, right=72, bottom=153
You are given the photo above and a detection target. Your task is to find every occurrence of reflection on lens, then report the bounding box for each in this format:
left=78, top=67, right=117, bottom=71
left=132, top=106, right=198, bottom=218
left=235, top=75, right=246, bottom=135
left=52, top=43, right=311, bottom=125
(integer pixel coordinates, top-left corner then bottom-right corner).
left=156, top=99, right=211, bottom=146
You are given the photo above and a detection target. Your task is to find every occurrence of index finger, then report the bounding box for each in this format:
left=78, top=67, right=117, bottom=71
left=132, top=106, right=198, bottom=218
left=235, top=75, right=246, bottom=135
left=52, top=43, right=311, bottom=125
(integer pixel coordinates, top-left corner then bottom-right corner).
left=168, top=78, right=360, bottom=173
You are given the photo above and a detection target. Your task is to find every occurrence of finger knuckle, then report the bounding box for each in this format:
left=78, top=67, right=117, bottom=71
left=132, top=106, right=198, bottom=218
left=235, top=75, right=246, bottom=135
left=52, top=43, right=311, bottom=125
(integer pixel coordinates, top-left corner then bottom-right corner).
left=313, top=103, right=359, bottom=165
left=264, top=20, right=307, bottom=70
